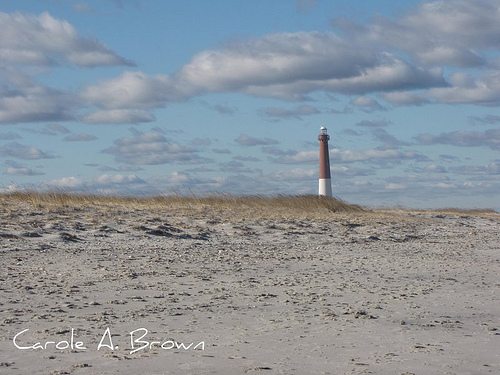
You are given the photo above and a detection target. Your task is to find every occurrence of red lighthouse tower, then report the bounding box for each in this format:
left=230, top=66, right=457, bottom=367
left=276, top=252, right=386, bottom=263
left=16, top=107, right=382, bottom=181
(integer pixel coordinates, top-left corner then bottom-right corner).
left=318, top=126, right=332, bottom=197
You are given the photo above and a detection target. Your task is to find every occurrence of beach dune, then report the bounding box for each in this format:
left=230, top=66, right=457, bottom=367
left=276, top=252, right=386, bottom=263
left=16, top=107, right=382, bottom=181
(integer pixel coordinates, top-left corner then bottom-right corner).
left=0, top=193, right=499, bottom=374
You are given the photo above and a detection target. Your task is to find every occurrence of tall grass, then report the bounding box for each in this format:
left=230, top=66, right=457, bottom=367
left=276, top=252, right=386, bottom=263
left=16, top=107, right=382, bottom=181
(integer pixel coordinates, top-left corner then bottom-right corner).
left=0, top=191, right=364, bottom=216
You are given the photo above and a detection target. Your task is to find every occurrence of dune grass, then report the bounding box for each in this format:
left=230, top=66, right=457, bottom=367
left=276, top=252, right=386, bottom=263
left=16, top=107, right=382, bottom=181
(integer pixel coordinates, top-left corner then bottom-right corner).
left=3, top=192, right=496, bottom=221
left=0, top=191, right=365, bottom=219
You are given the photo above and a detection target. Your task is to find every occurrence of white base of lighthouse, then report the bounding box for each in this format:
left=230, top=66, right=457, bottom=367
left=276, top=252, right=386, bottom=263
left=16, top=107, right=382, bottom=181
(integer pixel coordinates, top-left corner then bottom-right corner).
left=318, top=178, right=332, bottom=197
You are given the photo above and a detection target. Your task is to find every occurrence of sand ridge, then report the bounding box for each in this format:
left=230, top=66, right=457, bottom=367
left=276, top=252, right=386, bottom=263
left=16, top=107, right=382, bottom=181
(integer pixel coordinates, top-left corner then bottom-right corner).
left=0, top=195, right=499, bottom=374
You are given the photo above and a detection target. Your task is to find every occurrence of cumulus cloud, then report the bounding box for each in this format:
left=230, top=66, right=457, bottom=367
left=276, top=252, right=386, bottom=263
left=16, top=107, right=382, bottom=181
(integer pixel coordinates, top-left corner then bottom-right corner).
left=96, top=164, right=143, bottom=172
left=331, top=148, right=428, bottom=163
left=82, top=109, right=155, bottom=124
left=356, top=119, right=390, bottom=128
left=341, top=129, right=362, bottom=136
left=370, top=128, right=410, bottom=147
left=80, top=31, right=445, bottom=115
left=19, top=123, right=71, bottom=136
left=235, top=134, right=279, bottom=146
left=47, top=176, right=83, bottom=189
left=265, top=146, right=426, bottom=164
left=81, top=71, right=180, bottom=110
left=469, top=114, right=500, bottom=126
left=44, top=174, right=151, bottom=194
left=415, top=128, right=500, bottom=150
left=0, top=11, right=132, bottom=67
left=212, top=148, right=231, bottom=154
left=178, top=32, right=376, bottom=92
left=3, top=166, right=41, bottom=176
left=81, top=0, right=500, bottom=113
left=166, top=171, right=192, bottom=184
left=428, top=71, right=500, bottom=105
left=0, top=76, right=76, bottom=124
left=340, top=0, right=500, bottom=68
left=211, top=104, right=237, bottom=115
left=351, top=96, right=385, bottom=113
left=63, top=133, right=98, bottom=142
left=327, top=0, right=500, bottom=107
left=103, top=129, right=207, bottom=165
left=0, top=11, right=132, bottom=124
left=261, top=105, right=321, bottom=120
left=219, top=160, right=261, bottom=174
left=199, top=100, right=238, bottom=115
left=269, top=150, right=316, bottom=164
left=233, top=155, right=260, bottom=162
left=272, top=168, right=315, bottom=181
left=382, top=91, right=429, bottom=106
left=2, top=160, right=44, bottom=176
left=83, top=1, right=500, bottom=117
left=384, top=182, right=406, bottom=190
left=94, top=174, right=144, bottom=185
left=8, top=1, right=500, bottom=125
left=46, top=124, right=70, bottom=134
left=450, top=161, right=500, bottom=175
left=423, top=164, right=448, bottom=173
left=0, top=142, right=56, bottom=160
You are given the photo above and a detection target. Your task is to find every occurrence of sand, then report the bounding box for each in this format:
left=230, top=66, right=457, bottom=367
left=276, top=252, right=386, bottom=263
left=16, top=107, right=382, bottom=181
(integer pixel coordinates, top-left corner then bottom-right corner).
left=0, top=197, right=499, bottom=374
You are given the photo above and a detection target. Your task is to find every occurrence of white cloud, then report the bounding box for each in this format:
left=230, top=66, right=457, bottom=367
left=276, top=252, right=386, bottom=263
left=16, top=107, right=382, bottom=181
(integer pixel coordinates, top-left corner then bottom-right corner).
left=344, top=0, right=500, bottom=68
left=261, top=145, right=425, bottom=166
left=356, top=119, right=390, bottom=128
left=350, top=96, right=385, bottom=112
left=384, top=183, right=406, bottom=190
left=82, top=109, right=155, bottom=124
left=7, top=1, right=500, bottom=125
left=235, top=134, right=279, bottom=146
left=82, top=71, right=177, bottom=110
left=0, top=142, right=56, bottom=160
left=370, top=128, right=410, bottom=147
left=167, top=171, right=191, bottom=184
left=63, top=133, right=97, bottom=142
left=328, top=0, right=500, bottom=106
left=272, top=168, right=315, bottom=181
left=3, top=161, right=44, bottom=176
left=103, top=129, right=207, bottom=165
left=331, top=148, right=427, bottom=163
left=469, top=114, right=500, bottom=126
left=429, top=71, right=500, bottom=105
left=262, top=104, right=321, bottom=120
left=0, top=76, right=76, bottom=123
left=382, top=91, right=429, bottom=106
left=94, top=174, right=144, bottom=185
left=46, top=124, right=70, bottom=134
left=0, top=11, right=131, bottom=67
left=178, top=32, right=377, bottom=93
left=47, top=176, right=83, bottom=189
left=270, top=150, right=317, bottom=164
left=80, top=31, right=444, bottom=115
left=415, top=128, right=500, bottom=150
left=433, top=182, right=456, bottom=189
left=44, top=174, right=150, bottom=194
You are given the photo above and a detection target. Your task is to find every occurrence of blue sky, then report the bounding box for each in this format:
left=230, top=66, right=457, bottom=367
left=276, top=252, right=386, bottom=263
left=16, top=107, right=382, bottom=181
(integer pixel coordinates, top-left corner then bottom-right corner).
left=0, top=0, right=499, bottom=209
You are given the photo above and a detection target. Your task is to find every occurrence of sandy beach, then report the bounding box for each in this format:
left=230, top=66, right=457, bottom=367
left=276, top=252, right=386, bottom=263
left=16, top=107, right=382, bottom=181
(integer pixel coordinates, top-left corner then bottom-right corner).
left=0, top=194, right=499, bottom=374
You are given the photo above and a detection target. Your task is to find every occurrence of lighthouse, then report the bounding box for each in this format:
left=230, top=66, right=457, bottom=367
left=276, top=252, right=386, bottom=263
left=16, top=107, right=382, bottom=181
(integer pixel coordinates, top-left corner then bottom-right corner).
left=318, top=126, right=332, bottom=197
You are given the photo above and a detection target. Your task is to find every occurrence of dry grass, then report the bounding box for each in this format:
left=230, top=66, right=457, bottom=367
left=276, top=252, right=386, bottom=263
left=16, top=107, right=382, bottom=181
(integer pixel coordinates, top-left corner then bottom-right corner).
left=2, top=192, right=496, bottom=221
left=0, top=191, right=364, bottom=219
